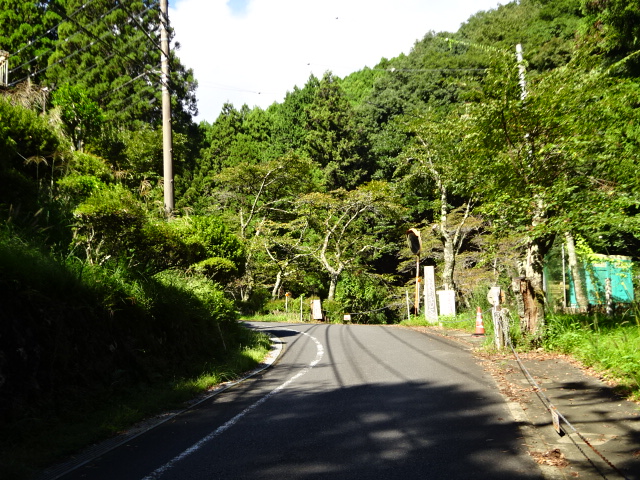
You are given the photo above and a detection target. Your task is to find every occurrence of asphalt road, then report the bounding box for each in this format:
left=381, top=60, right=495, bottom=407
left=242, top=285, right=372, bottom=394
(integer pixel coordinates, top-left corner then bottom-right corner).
left=58, top=322, right=544, bottom=479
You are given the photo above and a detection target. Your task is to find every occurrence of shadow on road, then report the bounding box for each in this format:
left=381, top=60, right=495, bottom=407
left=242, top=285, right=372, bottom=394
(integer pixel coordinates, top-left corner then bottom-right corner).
left=180, top=379, right=542, bottom=479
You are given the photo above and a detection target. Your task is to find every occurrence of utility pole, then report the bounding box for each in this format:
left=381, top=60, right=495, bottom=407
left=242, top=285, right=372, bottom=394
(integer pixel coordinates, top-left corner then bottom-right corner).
left=160, top=0, right=174, bottom=214
left=515, top=44, right=527, bottom=101
left=406, top=228, right=422, bottom=315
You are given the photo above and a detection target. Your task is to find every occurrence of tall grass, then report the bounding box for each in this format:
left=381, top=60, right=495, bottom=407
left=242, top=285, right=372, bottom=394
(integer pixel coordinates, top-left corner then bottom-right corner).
left=543, top=313, right=640, bottom=399
left=0, top=231, right=271, bottom=479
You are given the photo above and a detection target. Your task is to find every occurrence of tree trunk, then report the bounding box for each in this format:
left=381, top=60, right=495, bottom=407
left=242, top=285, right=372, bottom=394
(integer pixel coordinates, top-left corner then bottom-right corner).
left=327, top=272, right=339, bottom=301
left=522, top=238, right=546, bottom=335
left=564, top=231, right=588, bottom=312
left=442, top=235, right=455, bottom=290
left=240, top=263, right=254, bottom=303
left=271, top=270, right=283, bottom=300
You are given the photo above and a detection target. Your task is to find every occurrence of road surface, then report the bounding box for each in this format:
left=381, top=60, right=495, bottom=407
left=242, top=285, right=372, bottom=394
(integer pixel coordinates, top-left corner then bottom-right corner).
left=58, top=322, right=543, bottom=479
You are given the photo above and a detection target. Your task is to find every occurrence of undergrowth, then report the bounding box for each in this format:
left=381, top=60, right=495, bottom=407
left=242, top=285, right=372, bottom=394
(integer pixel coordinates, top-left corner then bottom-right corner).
left=543, top=313, right=640, bottom=399
left=0, top=330, right=270, bottom=480
left=0, top=230, right=272, bottom=480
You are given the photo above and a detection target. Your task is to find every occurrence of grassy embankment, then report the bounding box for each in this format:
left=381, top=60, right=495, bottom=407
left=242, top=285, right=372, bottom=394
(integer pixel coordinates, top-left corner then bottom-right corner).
left=544, top=313, right=640, bottom=399
left=0, top=233, right=271, bottom=480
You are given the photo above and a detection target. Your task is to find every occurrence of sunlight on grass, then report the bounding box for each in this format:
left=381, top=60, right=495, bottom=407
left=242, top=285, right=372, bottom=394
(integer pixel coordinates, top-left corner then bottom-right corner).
left=241, top=312, right=306, bottom=323
left=399, top=313, right=476, bottom=331
left=544, top=314, right=640, bottom=399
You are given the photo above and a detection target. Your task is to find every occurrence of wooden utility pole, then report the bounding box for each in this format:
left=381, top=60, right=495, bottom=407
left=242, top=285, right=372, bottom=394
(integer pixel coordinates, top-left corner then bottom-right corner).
left=160, top=0, right=174, bottom=214
left=406, top=228, right=422, bottom=315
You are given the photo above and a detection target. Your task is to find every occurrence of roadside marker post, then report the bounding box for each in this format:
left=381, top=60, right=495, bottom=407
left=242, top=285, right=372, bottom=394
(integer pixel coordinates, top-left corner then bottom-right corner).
left=473, top=307, right=485, bottom=336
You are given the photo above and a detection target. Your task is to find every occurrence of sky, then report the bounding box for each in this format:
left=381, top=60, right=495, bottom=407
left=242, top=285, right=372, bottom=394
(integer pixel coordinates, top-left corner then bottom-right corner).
left=170, top=0, right=503, bottom=123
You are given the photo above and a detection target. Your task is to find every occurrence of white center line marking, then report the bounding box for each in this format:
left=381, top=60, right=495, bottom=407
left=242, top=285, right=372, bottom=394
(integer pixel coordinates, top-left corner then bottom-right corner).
left=141, top=328, right=324, bottom=480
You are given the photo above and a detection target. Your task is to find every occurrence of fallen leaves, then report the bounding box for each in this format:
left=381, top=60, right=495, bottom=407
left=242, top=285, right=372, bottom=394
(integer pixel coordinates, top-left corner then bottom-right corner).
left=529, top=448, right=569, bottom=467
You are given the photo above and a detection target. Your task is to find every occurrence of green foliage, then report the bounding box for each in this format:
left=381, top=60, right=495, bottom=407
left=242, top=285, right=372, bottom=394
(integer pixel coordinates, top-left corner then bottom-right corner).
left=0, top=0, right=62, bottom=84
left=237, top=287, right=272, bottom=315
left=304, top=72, right=372, bottom=190
left=56, top=173, right=107, bottom=205
left=543, top=313, right=640, bottom=397
left=72, top=183, right=147, bottom=262
left=297, top=181, right=404, bottom=300
left=66, top=151, right=113, bottom=180
left=0, top=227, right=247, bottom=414
left=153, top=269, right=236, bottom=324
left=340, top=66, right=387, bottom=107
left=459, top=0, right=583, bottom=71
left=0, top=234, right=217, bottom=419
left=190, top=256, right=238, bottom=283
left=175, top=215, right=244, bottom=265
left=72, top=187, right=245, bottom=278
left=43, top=0, right=196, bottom=128
left=269, top=75, right=320, bottom=151
left=0, top=227, right=269, bottom=478
left=117, top=124, right=164, bottom=176
left=52, top=84, right=105, bottom=150
left=581, top=0, right=640, bottom=72
left=0, top=97, right=61, bottom=188
left=335, top=271, right=397, bottom=324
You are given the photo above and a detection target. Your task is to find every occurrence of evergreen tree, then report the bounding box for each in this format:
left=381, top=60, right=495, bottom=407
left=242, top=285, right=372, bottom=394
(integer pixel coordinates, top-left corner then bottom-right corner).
left=41, top=0, right=197, bottom=129
left=0, top=0, right=63, bottom=87
left=304, top=72, right=371, bottom=190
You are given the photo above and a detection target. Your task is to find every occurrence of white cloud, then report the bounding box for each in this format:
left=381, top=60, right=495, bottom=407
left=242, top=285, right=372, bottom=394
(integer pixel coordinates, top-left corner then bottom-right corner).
left=170, top=0, right=502, bottom=122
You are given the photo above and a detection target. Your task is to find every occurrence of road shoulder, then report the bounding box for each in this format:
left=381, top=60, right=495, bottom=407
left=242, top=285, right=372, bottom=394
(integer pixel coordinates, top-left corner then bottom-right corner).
left=408, top=325, right=640, bottom=480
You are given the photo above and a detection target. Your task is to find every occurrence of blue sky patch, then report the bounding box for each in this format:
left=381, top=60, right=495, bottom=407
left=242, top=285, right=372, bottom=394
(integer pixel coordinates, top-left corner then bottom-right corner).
left=227, top=0, right=250, bottom=16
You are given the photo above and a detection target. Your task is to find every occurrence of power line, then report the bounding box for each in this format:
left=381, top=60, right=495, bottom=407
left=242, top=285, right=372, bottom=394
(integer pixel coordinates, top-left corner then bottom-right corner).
left=100, top=63, right=161, bottom=101
left=44, top=0, right=170, bottom=92
left=9, top=32, right=114, bottom=86
left=9, top=2, right=125, bottom=80
left=118, top=0, right=163, bottom=53
left=106, top=88, right=159, bottom=117
left=10, top=0, right=103, bottom=57
left=9, top=3, right=119, bottom=75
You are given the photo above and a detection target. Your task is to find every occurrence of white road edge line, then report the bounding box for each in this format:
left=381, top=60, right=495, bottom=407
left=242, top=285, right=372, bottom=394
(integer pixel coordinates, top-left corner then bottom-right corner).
left=41, top=332, right=284, bottom=480
left=141, top=328, right=324, bottom=480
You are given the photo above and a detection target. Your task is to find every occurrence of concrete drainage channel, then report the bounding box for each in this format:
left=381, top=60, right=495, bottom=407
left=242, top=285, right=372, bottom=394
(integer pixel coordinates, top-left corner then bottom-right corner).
left=38, top=334, right=284, bottom=480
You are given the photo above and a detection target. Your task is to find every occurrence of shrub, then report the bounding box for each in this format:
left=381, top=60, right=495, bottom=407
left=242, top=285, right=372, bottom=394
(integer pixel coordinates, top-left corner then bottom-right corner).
left=335, top=271, right=395, bottom=323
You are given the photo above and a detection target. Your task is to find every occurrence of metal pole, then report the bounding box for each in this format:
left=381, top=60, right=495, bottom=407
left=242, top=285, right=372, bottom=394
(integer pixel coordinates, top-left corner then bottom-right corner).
left=414, top=255, right=420, bottom=315
left=160, top=0, right=174, bottom=214
left=561, top=243, right=567, bottom=309
left=406, top=290, right=411, bottom=322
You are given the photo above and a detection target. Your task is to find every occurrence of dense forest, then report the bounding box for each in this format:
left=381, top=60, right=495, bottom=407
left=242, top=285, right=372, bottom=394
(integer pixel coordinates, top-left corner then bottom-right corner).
left=2, top=0, right=640, bottom=465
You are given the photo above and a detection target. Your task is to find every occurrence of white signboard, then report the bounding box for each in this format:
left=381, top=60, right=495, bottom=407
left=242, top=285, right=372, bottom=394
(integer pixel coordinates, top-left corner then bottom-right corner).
left=424, top=266, right=438, bottom=324
left=437, top=290, right=456, bottom=317
left=311, top=299, right=323, bottom=320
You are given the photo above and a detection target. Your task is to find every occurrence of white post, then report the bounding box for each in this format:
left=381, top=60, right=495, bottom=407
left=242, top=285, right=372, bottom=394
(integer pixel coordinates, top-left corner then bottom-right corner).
left=561, top=243, right=567, bottom=309
left=414, top=255, right=420, bottom=315
left=516, top=43, right=527, bottom=101
left=300, top=295, right=304, bottom=322
left=424, top=266, right=438, bottom=324
left=0, top=51, right=8, bottom=86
